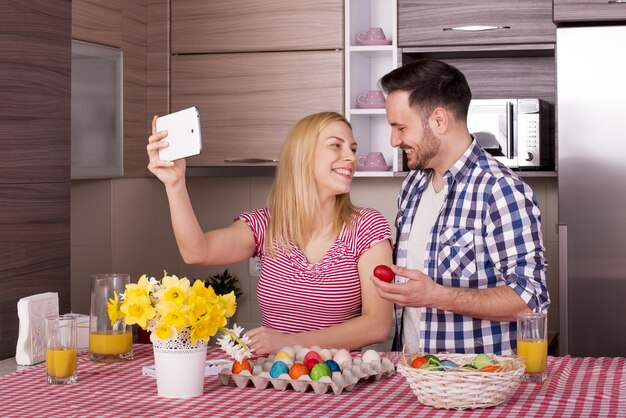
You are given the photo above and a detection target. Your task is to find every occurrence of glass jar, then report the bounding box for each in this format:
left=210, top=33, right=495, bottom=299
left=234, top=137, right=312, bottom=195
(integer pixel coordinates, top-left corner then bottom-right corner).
left=88, top=273, right=133, bottom=362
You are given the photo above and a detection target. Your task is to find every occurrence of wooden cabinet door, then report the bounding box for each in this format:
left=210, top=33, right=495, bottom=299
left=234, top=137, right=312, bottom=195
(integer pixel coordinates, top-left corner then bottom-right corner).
left=171, top=0, right=343, bottom=53
left=1, top=0, right=71, bottom=360
left=72, top=0, right=122, bottom=47
left=398, top=0, right=554, bottom=47
left=171, top=51, right=343, bottom=166
left=554, top=0, right=626, bottom=22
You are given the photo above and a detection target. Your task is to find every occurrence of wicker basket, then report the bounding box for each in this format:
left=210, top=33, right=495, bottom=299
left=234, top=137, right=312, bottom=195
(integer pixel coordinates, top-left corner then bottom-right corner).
left=397, top=352, right=525, bottom=410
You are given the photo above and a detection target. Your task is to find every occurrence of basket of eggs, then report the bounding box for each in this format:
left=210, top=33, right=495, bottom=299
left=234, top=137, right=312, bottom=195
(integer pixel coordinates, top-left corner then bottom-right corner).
left=397, top=351, right=526, bottom=410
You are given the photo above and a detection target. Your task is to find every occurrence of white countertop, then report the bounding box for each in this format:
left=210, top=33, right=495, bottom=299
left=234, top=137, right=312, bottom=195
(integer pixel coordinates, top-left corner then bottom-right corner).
left=0, top=357, right=33, bottom=378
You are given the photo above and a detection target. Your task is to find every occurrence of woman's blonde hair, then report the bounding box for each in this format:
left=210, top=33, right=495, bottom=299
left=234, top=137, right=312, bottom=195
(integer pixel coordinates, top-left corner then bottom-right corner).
left=265, top=111, right=357, bottom=256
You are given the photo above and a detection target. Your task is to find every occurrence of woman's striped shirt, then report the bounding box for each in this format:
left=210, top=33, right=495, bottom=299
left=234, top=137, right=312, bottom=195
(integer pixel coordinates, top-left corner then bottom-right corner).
left=237, top=207, right=391, bottom=333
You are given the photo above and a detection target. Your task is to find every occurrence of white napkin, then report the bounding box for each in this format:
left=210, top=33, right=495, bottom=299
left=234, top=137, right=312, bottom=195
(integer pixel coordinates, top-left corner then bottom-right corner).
left=15, top=292, right=59, bottom=365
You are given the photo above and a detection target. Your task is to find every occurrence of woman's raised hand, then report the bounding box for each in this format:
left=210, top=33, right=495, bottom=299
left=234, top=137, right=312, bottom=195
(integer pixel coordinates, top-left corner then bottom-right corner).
left=147, top=114, right=186, bottom=187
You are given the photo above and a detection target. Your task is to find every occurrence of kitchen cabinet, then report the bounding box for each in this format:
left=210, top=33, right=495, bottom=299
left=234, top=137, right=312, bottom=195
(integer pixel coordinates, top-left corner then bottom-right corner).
left=398, top=0, right=557, bottom=175
left=345, top=0, right=403, bottom=177
left=398, top=0, right=555, bottom=47
left=171, top=51, right=343, bottom=166
left=72, top=0, right=122, bottom=47
left=553, top=0, right=626, bottom=22
left=400, top=51, right=555, bottom=104
left=0, top=0, right=71, bottom=360
left=171, top=0, right=342, bottom=53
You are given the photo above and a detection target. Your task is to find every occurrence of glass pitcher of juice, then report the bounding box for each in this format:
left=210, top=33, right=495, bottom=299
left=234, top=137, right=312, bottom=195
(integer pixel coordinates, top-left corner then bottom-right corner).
left=89, top=273, right=133, bottom=362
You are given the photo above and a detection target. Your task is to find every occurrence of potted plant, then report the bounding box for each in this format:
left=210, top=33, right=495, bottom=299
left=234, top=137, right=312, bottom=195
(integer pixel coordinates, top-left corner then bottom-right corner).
left=107, top=272, right=250, bottom=398
left=204, top=269, right=243, bottom=301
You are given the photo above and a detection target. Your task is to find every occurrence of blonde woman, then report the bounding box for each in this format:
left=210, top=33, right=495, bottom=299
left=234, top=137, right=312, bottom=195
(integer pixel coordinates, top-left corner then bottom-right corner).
left=147, top=112, right=393, bottom=354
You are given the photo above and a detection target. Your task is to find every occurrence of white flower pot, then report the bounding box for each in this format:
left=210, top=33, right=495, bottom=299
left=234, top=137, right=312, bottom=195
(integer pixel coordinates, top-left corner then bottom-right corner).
left=152, top=330, right=208, bottom=398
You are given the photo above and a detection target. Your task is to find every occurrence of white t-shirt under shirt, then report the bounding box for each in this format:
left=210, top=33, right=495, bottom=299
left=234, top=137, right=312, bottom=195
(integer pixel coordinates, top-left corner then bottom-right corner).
left=402, top=178, right=446, bottom=353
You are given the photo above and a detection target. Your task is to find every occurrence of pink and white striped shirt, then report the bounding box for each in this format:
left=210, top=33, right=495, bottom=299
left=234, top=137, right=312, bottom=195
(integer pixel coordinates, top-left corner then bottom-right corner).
left=237, top=207, right=392, bottom=334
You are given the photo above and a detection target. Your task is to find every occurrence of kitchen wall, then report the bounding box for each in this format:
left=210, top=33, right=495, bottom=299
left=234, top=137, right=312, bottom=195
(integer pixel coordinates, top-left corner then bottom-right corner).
left=71, top=176, right=559, bottom=338
left=70, top=0, right=560, bottom=346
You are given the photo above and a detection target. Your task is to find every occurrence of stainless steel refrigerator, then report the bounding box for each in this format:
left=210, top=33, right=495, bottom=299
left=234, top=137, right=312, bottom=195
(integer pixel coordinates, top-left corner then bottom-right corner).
left=557, top=26, right=626, bottom=357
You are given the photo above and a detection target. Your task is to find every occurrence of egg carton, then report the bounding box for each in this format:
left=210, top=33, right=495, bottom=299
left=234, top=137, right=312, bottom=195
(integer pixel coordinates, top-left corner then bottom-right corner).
left=218, top=355, right=395, bottom=396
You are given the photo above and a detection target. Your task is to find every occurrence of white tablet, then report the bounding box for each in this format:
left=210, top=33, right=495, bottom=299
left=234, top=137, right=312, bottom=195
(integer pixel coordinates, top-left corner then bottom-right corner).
left=156, top=106, right=202, bottom=161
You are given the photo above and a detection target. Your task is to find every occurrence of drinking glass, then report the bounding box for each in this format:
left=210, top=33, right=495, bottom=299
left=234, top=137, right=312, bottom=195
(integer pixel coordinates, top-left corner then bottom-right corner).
left=89, top=273, right=133, bottom=361
left=517, top=312, right=548, bottom=382
left=45, top=315, right=77, bottom=384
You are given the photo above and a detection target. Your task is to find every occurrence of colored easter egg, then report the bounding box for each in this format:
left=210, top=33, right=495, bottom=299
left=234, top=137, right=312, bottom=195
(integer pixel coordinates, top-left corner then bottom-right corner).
left=373, top=264, right=394, bottom=282
left=324, top=359, right=341, bottom=372
left=310, top=363, right=332, bottom=381
left=303, top=351, right=322, bottom=369
left=289, top=363, right=310, bottom=380
left=278, top=346, right=295, bottom=358
left=472, top=354, right=494, bottom=370
left=269, top=360, right=290, bottom=378
left=440, top=360, right=459, bottom=369
left=411, top=357, right=428, bottom=369
left=274, top=351, right=294, bottom=362
left=231, top=359, right=252, bottom=374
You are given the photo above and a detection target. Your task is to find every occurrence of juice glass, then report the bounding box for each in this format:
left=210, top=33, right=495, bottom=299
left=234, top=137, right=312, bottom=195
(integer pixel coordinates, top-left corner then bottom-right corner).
left=45, top=315, right=77, bottom=384
left=517, top=311, right=548, bottom=382
left=89, top=273, right=133, bottom=362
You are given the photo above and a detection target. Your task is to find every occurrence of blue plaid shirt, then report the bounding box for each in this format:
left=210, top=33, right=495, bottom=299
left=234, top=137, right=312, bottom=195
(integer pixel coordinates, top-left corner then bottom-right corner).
left=393, top=140, right=550, bottom=355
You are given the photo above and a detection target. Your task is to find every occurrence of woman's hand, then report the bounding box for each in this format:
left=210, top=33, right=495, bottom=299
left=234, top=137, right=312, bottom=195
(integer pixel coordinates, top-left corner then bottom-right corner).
left=244, top=326, right=293, bottom=355
left=147, top=115, right=186, bottom=188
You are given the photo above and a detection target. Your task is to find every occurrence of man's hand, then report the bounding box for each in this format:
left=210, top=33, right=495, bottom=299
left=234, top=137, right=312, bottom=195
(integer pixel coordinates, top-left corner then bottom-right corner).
left=370, top=265, right=441, bottom=308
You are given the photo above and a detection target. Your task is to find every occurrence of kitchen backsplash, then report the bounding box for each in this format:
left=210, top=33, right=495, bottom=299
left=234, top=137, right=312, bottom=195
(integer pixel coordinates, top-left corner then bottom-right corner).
left=71, top=175, right=558, bottom=335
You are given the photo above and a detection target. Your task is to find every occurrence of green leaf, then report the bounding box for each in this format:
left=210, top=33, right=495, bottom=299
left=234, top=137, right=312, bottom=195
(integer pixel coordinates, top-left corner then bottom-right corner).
left=204, top=269, right=243, bottom=300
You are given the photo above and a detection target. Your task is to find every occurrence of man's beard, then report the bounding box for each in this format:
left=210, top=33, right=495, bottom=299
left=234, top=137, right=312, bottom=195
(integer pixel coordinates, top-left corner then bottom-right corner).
left=405, top=124, right=441, bottom=170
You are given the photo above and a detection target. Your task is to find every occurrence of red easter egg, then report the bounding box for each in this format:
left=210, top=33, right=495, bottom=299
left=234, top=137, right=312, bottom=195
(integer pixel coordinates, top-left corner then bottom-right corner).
left=373, top=265, right=394, bottom=282
left=304, top=357, right=320, bottom=370
left=304, top=351, right=322, bottom=363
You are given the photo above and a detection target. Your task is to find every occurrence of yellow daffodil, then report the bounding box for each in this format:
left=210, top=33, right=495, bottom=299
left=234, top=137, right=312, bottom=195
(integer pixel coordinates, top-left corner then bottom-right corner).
left=191, top=279, right=218, bottom=301
left=124, top=274, right=153, bottom=300
left=154, top=321, right=177, bottom=341
left=156, top=301, right=189, bottom=330
left=120, top=293, right=156, bottom=329
left=219, top=291, right=237, bottom=318
left=155, top=274, right=190, bottom=305
left=190, top=313, right=218, bottom=344
left=188, top=280, right=218, bottom=320
left=107, top=291, right=121, bottom=327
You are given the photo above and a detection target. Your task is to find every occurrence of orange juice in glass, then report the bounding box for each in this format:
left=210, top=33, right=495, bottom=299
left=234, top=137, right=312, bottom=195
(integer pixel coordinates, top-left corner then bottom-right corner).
left=517, top=312, right=548, bottom=382
left=89, top=274, right=133, bottom=362
left=89, top=331, right=133, bottom=356
left=46, top=347, right=78, bottom=378
left=45, top=315, right=78, bottom=384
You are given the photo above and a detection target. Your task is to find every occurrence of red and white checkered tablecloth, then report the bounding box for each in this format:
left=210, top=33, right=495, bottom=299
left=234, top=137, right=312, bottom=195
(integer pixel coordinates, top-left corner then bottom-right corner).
left=0, top=344, right=625, bottom=417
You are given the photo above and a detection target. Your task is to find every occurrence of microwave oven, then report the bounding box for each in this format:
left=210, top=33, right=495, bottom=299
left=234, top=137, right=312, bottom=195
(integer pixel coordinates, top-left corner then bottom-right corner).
left=467, top=98, right=551, bottom=169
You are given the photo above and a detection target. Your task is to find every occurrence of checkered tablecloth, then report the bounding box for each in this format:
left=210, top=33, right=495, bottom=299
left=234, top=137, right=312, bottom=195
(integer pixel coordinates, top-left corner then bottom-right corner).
left=0, top=344, right=625, bottom=417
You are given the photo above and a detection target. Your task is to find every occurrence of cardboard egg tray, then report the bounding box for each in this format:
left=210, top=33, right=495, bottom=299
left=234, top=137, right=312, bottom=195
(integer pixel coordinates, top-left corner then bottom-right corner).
left=218, top=355, right=395, bottom=396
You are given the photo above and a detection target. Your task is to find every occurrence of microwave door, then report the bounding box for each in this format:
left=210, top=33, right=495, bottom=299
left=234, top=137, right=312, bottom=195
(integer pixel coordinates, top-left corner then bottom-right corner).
left=468, top=105, right=507, bottom=155
left=505, top=101, right=514, bottom=160
left=468, top=101, right=516, bottom=167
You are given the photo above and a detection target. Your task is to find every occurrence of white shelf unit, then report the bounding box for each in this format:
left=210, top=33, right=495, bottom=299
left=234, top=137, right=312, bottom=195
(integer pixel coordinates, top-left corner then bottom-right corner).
left=345, top=0, right=400, bottom=177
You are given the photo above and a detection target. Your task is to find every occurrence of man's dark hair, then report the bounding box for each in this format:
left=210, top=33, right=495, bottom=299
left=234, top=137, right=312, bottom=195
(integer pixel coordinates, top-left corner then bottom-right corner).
left=380, top=59, right=472, bottom=123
